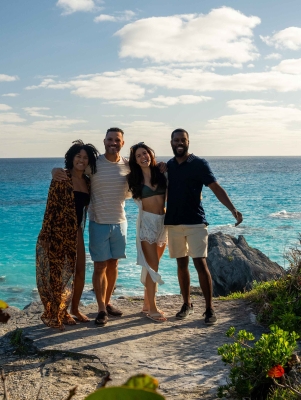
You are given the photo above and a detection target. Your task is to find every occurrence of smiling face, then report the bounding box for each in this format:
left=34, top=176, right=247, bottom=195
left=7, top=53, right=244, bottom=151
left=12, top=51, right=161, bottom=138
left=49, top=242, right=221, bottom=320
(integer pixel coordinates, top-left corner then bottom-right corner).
left=135, top=147, right=151, bottom=168
left=104, top=130, right=124, bottom=155
left=72, top=149, right=89, bottom=172
left=171, top=131, right=189, bottom=158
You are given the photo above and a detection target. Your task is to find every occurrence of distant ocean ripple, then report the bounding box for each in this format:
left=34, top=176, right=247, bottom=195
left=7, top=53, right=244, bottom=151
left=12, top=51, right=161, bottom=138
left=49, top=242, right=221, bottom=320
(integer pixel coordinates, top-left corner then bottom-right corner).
left=1, top=157, right=300, bottom=309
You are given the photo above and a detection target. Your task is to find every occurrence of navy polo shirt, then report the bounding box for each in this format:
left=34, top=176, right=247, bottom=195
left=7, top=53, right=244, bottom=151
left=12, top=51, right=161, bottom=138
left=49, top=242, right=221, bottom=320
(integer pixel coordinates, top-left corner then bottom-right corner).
left=164, top=154, right=217, bottom=225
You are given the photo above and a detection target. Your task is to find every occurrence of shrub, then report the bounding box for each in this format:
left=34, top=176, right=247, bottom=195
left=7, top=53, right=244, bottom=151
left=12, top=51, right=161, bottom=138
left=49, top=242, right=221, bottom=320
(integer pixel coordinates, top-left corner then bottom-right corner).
left=217, top=325, right=299, bottom=399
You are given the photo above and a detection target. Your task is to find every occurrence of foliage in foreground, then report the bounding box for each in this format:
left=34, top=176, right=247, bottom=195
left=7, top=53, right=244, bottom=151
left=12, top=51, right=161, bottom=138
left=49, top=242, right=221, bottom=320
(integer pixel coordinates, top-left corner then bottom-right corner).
left=0, top=300, right=10, bottom=323
left=85, top=374, right=165, bottom=400
left=217, top=325, right=300, bottom=399
left=219, top=240, right=301, bottom=334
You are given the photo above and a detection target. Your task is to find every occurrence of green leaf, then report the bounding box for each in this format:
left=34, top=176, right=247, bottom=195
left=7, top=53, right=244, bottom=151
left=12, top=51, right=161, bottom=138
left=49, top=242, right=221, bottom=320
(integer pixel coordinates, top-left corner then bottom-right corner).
left=84, top=387, right=165, bottom=400
left=123, top=374, right=159, bottom=391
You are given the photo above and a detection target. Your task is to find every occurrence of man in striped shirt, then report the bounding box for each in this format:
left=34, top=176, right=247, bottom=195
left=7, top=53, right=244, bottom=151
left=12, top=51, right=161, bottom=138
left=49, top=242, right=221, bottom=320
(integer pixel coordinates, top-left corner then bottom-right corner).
left=88, top=127, right=130, bottom=326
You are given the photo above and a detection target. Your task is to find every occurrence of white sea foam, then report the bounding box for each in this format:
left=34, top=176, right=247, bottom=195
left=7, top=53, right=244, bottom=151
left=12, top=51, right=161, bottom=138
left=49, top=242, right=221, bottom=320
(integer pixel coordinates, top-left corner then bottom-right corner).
left=269, top=210, right=301, bottom=219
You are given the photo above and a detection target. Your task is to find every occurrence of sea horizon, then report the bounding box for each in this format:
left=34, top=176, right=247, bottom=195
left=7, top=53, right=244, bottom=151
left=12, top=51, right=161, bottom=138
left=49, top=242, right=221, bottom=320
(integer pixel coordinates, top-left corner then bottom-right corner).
left=1, top=156, right=301, bottom=309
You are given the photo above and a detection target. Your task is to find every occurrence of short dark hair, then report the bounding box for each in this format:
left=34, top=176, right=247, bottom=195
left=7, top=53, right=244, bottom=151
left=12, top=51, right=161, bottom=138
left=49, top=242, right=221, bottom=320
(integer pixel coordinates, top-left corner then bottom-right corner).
left=106, top=127, right=124, bottom=136
left=171, top=128, right=189, bottom=139
left=65, top=140, right=99, bottom=174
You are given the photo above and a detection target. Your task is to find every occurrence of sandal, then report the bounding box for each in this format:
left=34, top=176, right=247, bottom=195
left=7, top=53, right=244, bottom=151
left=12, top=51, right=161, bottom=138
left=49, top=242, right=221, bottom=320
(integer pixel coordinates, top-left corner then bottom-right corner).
left=141, top=309, right=165, bottom=315
left=146, top=312, right=167, bottom=323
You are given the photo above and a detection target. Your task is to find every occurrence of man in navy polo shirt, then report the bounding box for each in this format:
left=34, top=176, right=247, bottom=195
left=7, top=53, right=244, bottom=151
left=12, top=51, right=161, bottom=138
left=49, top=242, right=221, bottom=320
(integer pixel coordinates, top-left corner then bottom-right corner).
left=165, top=128, right=243, bottom=324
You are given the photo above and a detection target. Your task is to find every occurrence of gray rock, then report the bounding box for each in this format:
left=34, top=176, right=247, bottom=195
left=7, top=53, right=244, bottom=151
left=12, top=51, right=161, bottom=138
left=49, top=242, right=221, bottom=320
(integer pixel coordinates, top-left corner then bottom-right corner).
left=207, top=232, right=284, bottom=296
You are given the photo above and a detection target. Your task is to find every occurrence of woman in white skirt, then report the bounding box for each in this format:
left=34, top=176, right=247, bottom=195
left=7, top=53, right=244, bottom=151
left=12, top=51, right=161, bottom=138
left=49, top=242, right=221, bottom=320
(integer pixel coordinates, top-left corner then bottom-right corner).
left=127, top=143, right=167, bottom=322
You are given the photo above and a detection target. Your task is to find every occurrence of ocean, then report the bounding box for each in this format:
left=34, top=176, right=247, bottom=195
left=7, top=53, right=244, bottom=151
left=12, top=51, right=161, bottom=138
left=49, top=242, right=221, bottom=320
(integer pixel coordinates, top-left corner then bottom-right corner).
left=1, top=157, right=301, bottom=310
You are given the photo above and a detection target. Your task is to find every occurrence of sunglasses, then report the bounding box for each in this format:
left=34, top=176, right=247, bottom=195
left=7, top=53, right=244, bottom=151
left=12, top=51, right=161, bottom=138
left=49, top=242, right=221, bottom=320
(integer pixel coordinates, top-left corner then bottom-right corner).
left=130, top=142, right=145, bottom=151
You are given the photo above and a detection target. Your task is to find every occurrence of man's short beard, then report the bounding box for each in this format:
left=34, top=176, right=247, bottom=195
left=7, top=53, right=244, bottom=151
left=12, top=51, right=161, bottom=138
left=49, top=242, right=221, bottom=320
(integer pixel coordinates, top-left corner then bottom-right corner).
left=172, top=145, right=188, bottom=157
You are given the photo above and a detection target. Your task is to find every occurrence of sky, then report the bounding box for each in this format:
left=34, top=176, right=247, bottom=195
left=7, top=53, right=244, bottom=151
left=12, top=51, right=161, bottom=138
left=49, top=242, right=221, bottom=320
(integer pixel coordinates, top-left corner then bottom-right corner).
left=1, top=0, right=301, bottom=157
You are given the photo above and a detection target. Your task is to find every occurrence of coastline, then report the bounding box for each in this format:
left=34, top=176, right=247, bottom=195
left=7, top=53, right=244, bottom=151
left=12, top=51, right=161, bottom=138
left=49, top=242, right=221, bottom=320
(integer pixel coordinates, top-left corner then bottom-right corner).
left=0, top=294, right=267, bottom=400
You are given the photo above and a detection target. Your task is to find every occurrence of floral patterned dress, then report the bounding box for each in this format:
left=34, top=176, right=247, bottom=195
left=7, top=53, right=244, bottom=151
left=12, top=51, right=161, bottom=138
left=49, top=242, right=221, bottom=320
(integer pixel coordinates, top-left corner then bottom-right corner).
left=36, top=171, right=90, bottom=329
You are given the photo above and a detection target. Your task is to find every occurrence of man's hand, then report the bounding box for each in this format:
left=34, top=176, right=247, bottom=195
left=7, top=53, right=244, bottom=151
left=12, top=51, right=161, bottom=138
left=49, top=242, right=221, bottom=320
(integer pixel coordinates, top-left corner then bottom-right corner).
left=231, top=208, right=243, bottom=227
left=157, top=162, right=167, bottom=174
left=52, top=168, right=67, bottom=181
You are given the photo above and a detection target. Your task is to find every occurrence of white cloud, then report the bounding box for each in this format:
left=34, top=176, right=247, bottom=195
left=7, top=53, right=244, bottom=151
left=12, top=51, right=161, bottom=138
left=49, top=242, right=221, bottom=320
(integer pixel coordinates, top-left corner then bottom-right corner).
left=0, top=104, right=12, bottom=111
left=0, top=113, right=26, bottom=123
left=247, top=64, right=254, bottom=68
left=0, top=74, right=19, bottom=82
left=23, top=107, right=52, bottom=118
left=24, top=60, right=301, bottom=103
left=107, top=100, right=164, bottom=109
left=25, top=78, right=73, bottom=90
left=265, top=53, right=282, bottom=60
left=115, top=7, right=260, bottom=64
left=56, top=0, right=102, bottom=14
left=272, top=58, right=301, bottom=75
left=202, top=99, right=301, bottom=155
left=94, top=10, right=136, bottom=23
left=26, top=75, right=145, bottom=100
left=70, top=75, right=145, bottom=99
left=152, top=95, right=212, bottom=106
left=29, top=118, right=87, bottom=130
left=2, top=93, right=19, bottom=97
left=260, top=27, right=301, bottom=50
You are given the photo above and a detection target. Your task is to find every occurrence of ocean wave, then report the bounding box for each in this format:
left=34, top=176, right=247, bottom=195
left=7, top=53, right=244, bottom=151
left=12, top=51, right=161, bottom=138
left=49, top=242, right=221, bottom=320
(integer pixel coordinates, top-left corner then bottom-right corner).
left=269, top=210, right=301, bottom=219
left=208, top=224, right=264, bottom=235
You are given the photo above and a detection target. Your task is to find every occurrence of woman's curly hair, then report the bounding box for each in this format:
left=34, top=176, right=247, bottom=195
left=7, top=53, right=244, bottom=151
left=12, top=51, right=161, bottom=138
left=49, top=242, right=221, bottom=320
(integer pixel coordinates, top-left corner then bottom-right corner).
left=127, top=143, right=166, bottom=199
left=65, top=140, right=99, bottom=174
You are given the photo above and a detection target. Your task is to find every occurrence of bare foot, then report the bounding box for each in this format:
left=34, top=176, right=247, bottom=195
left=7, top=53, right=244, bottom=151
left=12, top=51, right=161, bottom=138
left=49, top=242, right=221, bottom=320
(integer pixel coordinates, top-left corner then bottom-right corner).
left=70, top=309, right=90, bottom=322
left=63, top=313, right=77, bottom=325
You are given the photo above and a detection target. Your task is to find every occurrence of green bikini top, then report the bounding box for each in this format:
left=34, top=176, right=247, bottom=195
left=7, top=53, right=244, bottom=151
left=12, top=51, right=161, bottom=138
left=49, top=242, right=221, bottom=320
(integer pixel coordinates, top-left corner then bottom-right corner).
left=141, top=184, right=166, bottom=199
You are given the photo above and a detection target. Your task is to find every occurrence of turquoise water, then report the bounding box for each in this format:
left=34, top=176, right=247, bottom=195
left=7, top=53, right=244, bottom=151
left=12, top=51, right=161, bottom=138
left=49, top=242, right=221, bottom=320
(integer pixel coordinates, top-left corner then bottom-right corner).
left=1, top=157, right=301, bottom=309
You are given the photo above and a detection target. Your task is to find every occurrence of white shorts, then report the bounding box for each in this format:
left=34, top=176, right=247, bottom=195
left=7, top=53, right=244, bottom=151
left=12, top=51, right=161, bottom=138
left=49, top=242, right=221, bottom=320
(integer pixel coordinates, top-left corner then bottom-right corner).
left=167, top=224, right=208, bottom=258
left=139, top=211, right=167, bottom=247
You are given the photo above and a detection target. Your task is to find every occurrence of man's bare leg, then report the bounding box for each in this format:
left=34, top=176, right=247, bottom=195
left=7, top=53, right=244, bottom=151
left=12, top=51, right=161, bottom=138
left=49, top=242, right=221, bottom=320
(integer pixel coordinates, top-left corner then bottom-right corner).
left=105, top=258, right=118, bottom=305
left=93, top=261, right=107, bottom=312
left=177, top=256, right=191, bottom=305
left=192, top=257, right=213, bottom=310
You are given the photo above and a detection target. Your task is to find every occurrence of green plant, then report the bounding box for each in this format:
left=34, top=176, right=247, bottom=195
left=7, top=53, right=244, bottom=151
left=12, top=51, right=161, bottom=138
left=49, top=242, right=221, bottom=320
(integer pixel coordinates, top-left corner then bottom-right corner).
left=218, top=241, right=301, bottom=333
left=9, top=328, right=28, bottom=354
left=84, top=374, right=165, bottom=399
left=217, top=325, right=299, bottom=399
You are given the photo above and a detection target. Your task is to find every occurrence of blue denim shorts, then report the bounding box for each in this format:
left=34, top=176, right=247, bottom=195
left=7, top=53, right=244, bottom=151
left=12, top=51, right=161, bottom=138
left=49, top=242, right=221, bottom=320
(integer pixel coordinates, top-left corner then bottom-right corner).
left=89, top=221, right=127, bottom=262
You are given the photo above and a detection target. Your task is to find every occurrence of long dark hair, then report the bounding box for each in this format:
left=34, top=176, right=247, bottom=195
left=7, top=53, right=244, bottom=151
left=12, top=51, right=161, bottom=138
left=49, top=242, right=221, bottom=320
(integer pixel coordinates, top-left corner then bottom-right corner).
left=65, top=140, right=99, bottom=174
left=127, top=143, right=166, bottom=199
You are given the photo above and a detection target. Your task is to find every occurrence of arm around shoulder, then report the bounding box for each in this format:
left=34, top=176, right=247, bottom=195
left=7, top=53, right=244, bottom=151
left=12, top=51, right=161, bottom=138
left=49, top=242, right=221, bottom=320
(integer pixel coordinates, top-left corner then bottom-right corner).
left=51, top=167, right=68, bottom=181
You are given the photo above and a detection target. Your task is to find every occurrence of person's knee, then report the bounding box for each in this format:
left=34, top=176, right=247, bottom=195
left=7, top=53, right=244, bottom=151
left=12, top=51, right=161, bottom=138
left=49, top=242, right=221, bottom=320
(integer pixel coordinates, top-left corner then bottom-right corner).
left=75, top=269, right=85, bottom=280
left=107, top=259, right=118, bottom=269
left=193, top=257, right=208, bottom=272
left=177, top=256, right=189, bottom=270
left=94, top=261, right=107, bottom=274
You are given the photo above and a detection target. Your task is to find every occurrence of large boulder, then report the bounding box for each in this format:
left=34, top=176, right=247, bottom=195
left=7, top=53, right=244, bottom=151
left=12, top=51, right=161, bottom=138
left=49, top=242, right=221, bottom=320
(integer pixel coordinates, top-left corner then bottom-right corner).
left=207, top=232, right=285, bottom=297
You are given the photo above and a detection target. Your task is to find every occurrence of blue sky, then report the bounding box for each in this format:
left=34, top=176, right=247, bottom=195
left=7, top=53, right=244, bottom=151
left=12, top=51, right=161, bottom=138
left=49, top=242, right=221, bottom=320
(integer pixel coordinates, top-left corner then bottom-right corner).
left=1, top=0, right=301, bottom=157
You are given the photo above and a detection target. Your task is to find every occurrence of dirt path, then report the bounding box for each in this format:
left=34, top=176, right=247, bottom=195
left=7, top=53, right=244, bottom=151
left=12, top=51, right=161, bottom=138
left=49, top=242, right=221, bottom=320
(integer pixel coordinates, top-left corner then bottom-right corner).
left=0, top=295, right=266, bottom=399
